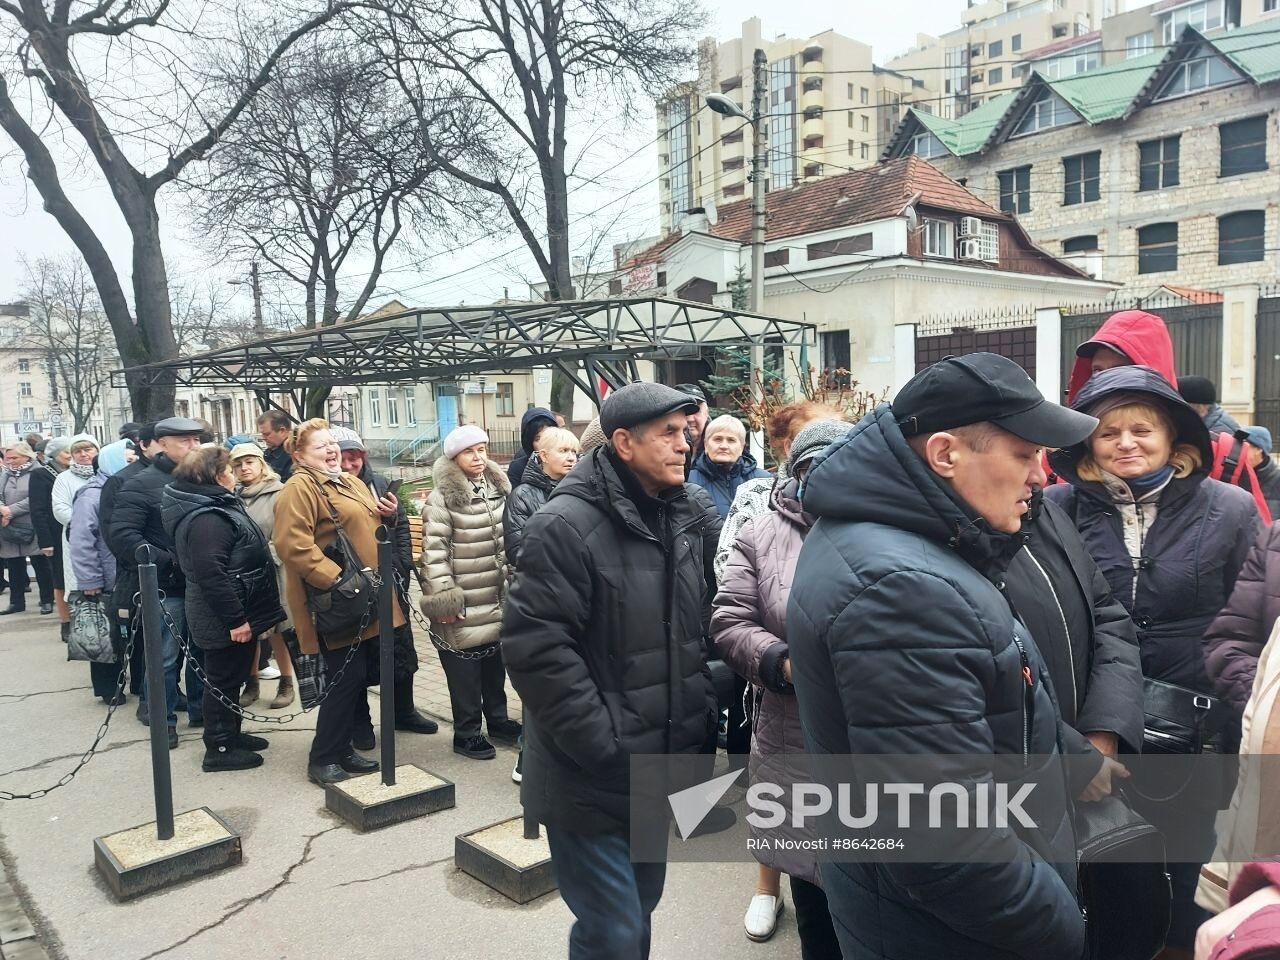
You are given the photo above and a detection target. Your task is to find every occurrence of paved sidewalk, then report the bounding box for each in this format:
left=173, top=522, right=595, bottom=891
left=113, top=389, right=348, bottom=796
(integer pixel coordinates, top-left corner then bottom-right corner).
left=0, top=604, right=799, bottom=960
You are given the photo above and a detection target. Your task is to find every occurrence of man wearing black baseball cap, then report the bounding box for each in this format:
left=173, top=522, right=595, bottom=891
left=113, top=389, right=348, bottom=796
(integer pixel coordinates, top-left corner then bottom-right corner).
left=674, top=382, right=710, bottom=471
left=786, top=353, right=1097, bottom=960
left=503, top=381, right=722, bottom=958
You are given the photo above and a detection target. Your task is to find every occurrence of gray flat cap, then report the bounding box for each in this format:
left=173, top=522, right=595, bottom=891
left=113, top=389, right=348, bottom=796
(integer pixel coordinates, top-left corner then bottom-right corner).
left=788, top=419, right=851, bottom=475
left=600, top=382, right=700, bottom=436
left=153, top=417, right=205, bottom=438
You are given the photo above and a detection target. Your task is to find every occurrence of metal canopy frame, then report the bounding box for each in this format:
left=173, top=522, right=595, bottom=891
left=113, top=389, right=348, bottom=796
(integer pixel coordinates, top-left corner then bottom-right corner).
left=113, top=297, right=815, bottom=408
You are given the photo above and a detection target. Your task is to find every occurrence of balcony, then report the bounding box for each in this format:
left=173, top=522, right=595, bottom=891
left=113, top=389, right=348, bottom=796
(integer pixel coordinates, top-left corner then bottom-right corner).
left=802, top=83, right=825, bottom=111
left=802, top=107, right=824, bottom=138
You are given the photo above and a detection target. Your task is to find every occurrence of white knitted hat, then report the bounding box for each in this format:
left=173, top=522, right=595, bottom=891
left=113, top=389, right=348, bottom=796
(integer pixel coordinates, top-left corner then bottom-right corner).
left=443, top=424, right=489, bottom=459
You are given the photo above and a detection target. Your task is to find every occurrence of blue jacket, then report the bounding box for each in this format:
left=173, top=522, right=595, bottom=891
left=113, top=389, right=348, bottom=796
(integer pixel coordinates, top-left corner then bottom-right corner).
left=686, top=451, right=769, bottom=518
left=787, top=404, right=1084, bottom=960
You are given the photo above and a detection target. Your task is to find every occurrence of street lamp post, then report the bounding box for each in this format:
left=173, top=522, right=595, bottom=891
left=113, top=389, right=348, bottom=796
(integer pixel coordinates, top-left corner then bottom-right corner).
left=706, top=47, right=768, bottom=460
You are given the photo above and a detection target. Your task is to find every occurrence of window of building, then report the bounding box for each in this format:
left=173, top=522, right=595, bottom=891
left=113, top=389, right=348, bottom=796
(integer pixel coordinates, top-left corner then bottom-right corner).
left=1052, top=23, right=1068, bottom=37
left=1155, top=46, right=1240, bottom=100
left=861, top=115, right=869, bottom=132
left=1220, top=115, right=1268, bottom=177
left=406, top=394, right=417, bottom=426
left=20, top=407, right=34, bottom=422
left=847, top=139, right=855, bottom=156
left=369, top=388, right=381, bottom=426
left=860, top=142, right=869, bottom=160
left=1219, top=210, right=1266, bottom=264
left=860, top=87, right=869, bottom=104
left=1137, top=222, right=1178, bottom=274
left=803, top=105, right=823, bottom=121
left=722, top=157, right=744, bottom=171
left=911, top=131, right=946, bottom=158
left=17, top=359, right=28, bottom=373
left=1063, top=235, right=1101, bottom=277
left=847, top=82, right=854, bottom=99
left=1139, top=135, right=1180, bottom=190
left=988, top=39, right=1003, bottom=57
left=1064, top=235, right=1099, bottom=253
left=998, top=165, right=1032, bottom=214
left=979, top=221, right=1000, bottom=262
left=1013, top=63, right=1031, bottom=79
left=989, top=68, right=1003, bottom=84
left=764, top=249, right=790, bottom=267
left=1012, top=33, right=1022, bottom=51
left=1063, top=151, right=1100, bottom=205
left=723, top=183, right=745, bottom=197
left=821, top=330, right=851, bottom=387
left=1126, top=32, right=1154, bottom=57
left=807, top=234, right=873, bottom=260
left=847, top=113, right=853, bottom=128
left=970, top=43, right=983, bottom=58
left=722, top=129, right=743, bottom=145
left=971, top=72, right=984, bottom=86
left=1162, top=0, right=1224, bottom=43
left=18, top=381, right=32, bottom=397
left=922, top=219, right=954, bottom=258
left=1011, top=89, right=1079, bottom=136
left=387, top=391, right=400, bottom=427
left=1266, top=0, right=1278, bottom=11
left=496, top=382, right=515, bottom=417
left=804, top=162, right=823, bottom=178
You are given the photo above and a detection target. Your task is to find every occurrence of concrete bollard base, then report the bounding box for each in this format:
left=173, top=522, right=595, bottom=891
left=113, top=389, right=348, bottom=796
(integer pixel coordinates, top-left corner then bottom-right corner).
left=94, top=807, right=241, bottom=901
left=324, top=765, right=454, bottom=831
left=455, top=816, right=557, bottom=904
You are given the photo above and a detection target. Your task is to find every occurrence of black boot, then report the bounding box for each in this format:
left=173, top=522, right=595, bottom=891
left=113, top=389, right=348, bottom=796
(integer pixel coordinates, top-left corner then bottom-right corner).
left=203, top=736, right=264, bottom=772
left=60, top=621, right=70, bottom=643
left=394, top=684, right=438, bottom=734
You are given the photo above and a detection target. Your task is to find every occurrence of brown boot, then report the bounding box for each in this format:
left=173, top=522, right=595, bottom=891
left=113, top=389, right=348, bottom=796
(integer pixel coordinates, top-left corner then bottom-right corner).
left=239, top=679, right=260, bottom=708
left=269, top=676, right=295, bottom=710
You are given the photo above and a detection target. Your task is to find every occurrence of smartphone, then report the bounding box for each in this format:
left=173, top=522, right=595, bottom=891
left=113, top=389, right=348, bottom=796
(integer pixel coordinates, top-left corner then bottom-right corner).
left=387, top=479, right=403, bottom=496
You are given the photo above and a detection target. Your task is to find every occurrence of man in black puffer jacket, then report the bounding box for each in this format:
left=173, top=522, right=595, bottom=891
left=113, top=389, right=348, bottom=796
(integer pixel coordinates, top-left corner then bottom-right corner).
left=788, top=354, right=1098, bottom=960
left=502, top=382, right=719, bottom=960
left=162, top=447, right=285, bottom=772
left=106, top=417, right=206, bottom=747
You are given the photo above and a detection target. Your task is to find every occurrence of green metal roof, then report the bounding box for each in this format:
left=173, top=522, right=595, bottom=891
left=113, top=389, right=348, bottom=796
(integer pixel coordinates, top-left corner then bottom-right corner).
left=1212, top=19, right=1280, bottom=85
left=895, top=21, right=1280, bottom=159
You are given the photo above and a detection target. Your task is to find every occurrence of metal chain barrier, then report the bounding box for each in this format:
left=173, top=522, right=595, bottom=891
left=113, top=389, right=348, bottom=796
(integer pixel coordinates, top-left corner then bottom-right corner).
left=394, top=570, right=499, bottom=661
left=0, top=608, right=140, bottom=801
left=163, top=591, right=373, bottom=725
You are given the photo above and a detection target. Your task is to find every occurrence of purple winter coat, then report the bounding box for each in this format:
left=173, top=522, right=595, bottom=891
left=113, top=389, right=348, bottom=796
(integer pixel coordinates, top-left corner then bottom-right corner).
left=711, top=476, right=817, bottom=884
left=69, top=474, right=116, bottom=593
left=1204, top=522, right=1280, bottom=713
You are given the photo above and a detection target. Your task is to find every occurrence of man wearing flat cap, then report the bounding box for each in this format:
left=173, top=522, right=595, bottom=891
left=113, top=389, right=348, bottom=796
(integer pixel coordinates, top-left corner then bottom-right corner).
left=787, top=354, right=1100, bottom=960
left=502, top=382, right=723, bottom=959
left=107, top=417, right=207, bottom=748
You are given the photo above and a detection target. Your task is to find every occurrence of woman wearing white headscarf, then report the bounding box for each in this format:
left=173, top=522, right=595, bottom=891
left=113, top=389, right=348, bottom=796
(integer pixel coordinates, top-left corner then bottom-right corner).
left=51, top=434, right=99, bottom=596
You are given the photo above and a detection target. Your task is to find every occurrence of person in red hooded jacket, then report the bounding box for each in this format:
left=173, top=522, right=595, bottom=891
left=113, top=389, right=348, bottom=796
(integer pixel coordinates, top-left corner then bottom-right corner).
left=1059, top=309, right=1271, bottom=522
left=1195, top=861, right=1280, bottom=960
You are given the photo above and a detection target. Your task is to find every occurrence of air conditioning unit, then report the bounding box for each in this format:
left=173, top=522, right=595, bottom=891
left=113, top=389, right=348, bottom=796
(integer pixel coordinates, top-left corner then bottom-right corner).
left=959, top=238, right=983, bottom=260
left=959, top=216, right=983, bottom=238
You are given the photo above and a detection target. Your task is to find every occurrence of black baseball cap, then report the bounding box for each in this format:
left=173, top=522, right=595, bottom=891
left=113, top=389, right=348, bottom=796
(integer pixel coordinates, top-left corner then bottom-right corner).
left=673, top=382, right=707, bottom=403
left=894, top=353, right=1098, bottom=449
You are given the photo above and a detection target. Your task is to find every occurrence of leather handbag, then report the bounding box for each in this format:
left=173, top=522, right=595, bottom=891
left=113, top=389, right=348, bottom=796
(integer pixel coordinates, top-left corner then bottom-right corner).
left=1076, top=791, right=1171, bottom=960
left=0, top=521, right=35, bottom=546
left=1142, top=676, right=1231, bottom=756
left=303, top=480, right=378, bottom=639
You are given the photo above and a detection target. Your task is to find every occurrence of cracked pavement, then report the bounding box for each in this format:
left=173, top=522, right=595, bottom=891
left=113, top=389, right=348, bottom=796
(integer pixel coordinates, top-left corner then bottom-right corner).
left=0, top=607, right=799, bottom=959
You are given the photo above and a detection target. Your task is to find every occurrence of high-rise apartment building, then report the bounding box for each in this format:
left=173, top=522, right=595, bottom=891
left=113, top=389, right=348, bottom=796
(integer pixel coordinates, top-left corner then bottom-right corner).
left=656, top=18, right=933, bottom=233
left=886, top=0, right=1119, bottom=117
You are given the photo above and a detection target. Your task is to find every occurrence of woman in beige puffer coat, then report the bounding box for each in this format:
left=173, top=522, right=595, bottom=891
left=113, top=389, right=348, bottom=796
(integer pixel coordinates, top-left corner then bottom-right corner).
left=420, top=426, right=522, bottom=759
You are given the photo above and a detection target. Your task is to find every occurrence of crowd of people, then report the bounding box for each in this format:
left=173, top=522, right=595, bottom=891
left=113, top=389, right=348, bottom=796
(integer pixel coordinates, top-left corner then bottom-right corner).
left=9, top=305, right=1280, bottom=958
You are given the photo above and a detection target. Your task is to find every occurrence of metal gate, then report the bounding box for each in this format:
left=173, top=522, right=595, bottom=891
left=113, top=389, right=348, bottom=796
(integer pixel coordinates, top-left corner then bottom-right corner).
left=915, top=324, right=1037, bottom=378
left=1060, top=297, right=1222, bottom=398
left=1255, top=293, right=1280, bottom=439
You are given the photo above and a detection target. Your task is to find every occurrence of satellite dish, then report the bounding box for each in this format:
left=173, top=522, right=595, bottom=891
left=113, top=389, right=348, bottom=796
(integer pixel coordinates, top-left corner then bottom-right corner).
left=903, top=204, right=919, bottom=234
left=705, top=199, right=719, bottom=225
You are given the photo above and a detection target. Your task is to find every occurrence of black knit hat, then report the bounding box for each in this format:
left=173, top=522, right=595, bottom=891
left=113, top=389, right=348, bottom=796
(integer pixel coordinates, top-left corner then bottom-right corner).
left=1177, top=376, right=1217, bottom=405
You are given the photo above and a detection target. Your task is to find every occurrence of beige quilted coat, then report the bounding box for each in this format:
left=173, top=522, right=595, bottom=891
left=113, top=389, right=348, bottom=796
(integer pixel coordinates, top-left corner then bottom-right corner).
left=419, top=455, right=510, bottom=650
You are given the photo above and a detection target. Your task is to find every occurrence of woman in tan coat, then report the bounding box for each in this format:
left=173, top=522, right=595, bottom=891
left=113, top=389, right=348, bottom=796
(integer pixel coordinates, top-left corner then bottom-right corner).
left=273, top=419, right=405, bottom=786
left=421, top=425, right=521, bottom=760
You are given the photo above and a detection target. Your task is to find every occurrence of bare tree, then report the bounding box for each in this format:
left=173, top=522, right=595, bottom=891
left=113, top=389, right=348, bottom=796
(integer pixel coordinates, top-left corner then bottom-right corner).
left=0, top=0, right=367, bottom=419
left=18, top=254, right=115, bottom=432
left=368, top=0, right=704, bottom=414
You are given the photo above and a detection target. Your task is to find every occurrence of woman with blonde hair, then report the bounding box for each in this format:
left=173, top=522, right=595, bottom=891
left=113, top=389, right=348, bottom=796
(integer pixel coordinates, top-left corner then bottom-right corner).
left=503, top=426, right=579, bottom=568
left=421, top=424, right=520, bottom=761
left=229, top=443, right=296, bottom=709
left=273, top=419, right=405, bottom=786
left=1046, top=365, right=1260, bottom=955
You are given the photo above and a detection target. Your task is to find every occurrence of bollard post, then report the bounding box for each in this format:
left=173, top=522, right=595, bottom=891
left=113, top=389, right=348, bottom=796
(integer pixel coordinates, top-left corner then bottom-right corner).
left=136, top=544, right=174, bottom=841
left=376, top=526, right=396, bottom=787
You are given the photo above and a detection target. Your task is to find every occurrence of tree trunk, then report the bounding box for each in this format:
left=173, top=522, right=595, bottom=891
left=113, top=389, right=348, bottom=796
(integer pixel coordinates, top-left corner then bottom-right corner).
left=128, top=212, right=180, bottom=419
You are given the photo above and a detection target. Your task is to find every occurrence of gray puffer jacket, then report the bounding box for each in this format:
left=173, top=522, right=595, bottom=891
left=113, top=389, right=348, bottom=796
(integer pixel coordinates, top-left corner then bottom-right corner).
left=711, top=476, right=817, bottom=884
left=420, top=455, right=510, bottom=650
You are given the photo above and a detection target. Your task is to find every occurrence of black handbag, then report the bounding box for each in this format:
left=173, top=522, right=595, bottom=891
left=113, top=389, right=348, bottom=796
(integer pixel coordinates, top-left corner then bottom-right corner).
left=1142, top=677, right=1231, bottom=756
left=1076, top=791, right=1171, bottom=960
left=303, top=480, right=378, bottom=639
left=0, top=521, right=34, bottom=546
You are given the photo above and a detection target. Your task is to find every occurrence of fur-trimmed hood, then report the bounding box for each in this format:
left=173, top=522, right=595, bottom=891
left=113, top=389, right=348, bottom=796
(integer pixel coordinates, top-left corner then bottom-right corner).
left=431, top=454, right=510, bottom=509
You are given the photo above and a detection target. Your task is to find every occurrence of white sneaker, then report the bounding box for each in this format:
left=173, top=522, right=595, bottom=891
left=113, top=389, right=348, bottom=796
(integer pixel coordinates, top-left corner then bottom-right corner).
left=258, top=663, right=281, bottom=680
left=744, top=892, right=784, bottom=942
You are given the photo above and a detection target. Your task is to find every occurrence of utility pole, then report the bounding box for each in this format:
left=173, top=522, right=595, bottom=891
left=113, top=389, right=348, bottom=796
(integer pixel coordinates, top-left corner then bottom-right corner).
left=250, top=261, right=264, bottom=338
left=748, top=48, right=768, bottom=462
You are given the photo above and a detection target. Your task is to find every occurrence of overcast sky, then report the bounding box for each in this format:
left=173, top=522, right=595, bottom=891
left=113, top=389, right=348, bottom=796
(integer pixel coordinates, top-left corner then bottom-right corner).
left=0, top=1, right=962, bottom=317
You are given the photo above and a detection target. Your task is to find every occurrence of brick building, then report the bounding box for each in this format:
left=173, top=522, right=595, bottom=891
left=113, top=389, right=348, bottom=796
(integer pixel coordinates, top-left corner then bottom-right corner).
left=882, top=19, right=1280, bottom=292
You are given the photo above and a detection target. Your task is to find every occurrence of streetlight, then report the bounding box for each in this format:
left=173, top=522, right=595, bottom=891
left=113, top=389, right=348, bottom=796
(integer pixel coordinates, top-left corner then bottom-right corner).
left=706, top=49, right=768, bottom=460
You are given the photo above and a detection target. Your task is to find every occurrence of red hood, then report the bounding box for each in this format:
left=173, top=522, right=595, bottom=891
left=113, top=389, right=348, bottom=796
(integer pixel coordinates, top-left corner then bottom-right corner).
left=1065, top=310, right=1177, bottom=404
